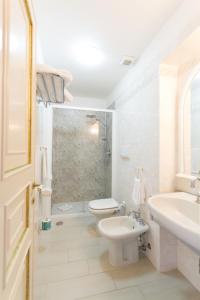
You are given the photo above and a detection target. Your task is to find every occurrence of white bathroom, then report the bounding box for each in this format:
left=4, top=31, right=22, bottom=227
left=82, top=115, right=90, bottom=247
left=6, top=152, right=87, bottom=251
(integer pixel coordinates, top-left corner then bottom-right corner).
left=33, top=1, right=200, bottom=300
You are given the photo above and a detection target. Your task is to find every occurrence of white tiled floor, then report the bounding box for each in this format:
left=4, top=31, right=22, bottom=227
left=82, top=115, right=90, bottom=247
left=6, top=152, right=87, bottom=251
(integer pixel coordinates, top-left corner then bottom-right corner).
left=34, top=214, right=200, bottom=300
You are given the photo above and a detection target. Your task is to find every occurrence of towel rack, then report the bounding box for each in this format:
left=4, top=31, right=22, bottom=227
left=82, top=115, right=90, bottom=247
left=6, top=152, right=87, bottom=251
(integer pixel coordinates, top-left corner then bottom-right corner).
left=36, top=64, right=73, bottom=107
left=37, top=72, right=65, bottom=106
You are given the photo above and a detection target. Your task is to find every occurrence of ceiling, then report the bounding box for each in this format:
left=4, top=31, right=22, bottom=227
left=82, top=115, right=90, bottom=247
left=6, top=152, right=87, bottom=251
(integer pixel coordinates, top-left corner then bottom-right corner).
left=33, top=0, right=183, bottom=99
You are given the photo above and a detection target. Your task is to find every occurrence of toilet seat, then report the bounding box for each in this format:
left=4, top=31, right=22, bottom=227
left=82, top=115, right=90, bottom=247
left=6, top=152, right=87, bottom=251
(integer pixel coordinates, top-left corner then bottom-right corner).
left=89, top=198, right=118, bottom=210
left=88, top=198, right=119, bottom=216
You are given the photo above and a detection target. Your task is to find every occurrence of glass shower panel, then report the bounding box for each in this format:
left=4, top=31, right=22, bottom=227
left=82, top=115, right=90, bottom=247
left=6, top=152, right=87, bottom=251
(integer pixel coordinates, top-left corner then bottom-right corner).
left=52, top=108, right=112, bottom=214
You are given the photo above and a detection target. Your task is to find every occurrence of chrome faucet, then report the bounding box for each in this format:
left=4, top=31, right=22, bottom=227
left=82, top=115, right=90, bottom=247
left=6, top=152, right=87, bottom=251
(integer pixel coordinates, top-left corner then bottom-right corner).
left=190, top=177, right=200, bottom=204
left=128, top=210, right=145, bottom=225
left=128, top=210, right=141, bottom=219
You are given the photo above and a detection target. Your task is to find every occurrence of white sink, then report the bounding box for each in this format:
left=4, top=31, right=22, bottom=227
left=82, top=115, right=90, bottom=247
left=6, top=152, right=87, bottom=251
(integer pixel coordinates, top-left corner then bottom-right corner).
left=148, top=192, right=200, bottom=254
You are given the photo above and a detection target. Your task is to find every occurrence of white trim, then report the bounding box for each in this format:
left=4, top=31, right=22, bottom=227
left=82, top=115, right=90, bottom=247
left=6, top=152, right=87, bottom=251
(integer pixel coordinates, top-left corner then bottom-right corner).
left=111, top=111, right=116, bottom=198
left=178, top=62, right=200, bottom=174
left=51, top=104, right=114, bottom=113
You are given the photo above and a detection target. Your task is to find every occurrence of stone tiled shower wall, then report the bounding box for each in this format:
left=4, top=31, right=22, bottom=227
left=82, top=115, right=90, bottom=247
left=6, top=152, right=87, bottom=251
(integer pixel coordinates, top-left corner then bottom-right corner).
left=52, top=108, right=112, bottom=204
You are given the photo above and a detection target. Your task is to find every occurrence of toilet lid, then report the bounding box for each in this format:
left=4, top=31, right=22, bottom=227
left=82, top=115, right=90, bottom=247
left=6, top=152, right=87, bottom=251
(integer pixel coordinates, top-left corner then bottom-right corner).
left=89, top=198, right=118, bottom=210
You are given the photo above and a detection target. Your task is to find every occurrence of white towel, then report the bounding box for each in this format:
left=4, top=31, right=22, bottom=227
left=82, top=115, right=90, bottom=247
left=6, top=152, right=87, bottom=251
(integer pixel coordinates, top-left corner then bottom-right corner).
left=37, top=64, right=73, bottom=84
left=64, top=87, right=73, bottom=103
left=131, top=169, right=145, bottom=211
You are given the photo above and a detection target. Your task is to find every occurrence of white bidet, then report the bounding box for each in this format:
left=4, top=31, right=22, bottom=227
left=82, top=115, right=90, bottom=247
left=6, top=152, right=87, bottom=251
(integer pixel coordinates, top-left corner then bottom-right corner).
left=98, top=216, right=148, bottom=266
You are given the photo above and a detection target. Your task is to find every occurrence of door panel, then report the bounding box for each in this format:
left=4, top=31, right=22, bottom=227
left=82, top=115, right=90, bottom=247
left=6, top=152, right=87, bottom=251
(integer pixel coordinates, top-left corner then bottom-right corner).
left=3, top=0, right=32, bottom=174
left=0, top=0, right=35, bottom=299
left=9, top=253, right=29, bottom=300
left=4, top=184, right=30, bottom=270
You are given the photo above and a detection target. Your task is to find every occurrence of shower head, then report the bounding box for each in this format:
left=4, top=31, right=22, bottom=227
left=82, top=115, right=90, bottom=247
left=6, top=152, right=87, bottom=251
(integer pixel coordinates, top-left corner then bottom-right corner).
left=86, top=114, right=107, bottom=130
left=86, top=114, right=97, bottom=119
left=86, top=114, right=98, bottom=125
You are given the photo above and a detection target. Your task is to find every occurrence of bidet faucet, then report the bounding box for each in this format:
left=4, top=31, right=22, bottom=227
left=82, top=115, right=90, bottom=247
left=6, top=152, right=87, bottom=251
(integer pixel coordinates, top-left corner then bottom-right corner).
left=128, top=210, right=146, bottom=226
left=128, top=210, right=141, bottom=220
left=190, top=177, right=200, bottom=204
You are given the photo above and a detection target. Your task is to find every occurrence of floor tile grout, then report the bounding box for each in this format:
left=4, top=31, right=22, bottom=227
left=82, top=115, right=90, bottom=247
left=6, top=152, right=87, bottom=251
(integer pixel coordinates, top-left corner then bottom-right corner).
left=34, top=214, right=199, bottom=300
left=36, top=270, right=115, bottom=288
left=71, top=284, right=145, bottom=300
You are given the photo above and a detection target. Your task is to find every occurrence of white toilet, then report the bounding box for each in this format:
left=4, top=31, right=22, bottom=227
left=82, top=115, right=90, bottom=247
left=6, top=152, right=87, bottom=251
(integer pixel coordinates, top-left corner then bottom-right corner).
left=98, top=215, right=149, bottom=266
left=88, top=198, right=120, bottom=219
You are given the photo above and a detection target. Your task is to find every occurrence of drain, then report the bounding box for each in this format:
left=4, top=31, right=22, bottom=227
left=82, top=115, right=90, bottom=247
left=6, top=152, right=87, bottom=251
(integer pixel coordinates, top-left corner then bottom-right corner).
left=56, top=221, right=64, bottom=226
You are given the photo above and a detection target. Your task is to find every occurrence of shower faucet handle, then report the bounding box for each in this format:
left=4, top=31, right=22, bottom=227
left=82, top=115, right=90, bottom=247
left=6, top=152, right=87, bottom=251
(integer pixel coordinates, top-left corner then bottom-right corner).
left=105, top=151, right=111, bottom=155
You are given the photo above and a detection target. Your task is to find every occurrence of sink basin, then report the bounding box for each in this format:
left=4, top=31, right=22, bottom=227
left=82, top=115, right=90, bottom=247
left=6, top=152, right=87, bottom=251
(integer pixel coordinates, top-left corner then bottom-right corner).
left=148, top=192, right=200, bottom=254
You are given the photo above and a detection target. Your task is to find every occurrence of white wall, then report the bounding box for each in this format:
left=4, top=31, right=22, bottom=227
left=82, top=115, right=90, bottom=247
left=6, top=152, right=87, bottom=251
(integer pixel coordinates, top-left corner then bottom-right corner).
left=111, top=0, right=200, bottom=218
left=109, top=0, right=200, bottom=285
left=159, top=64, right=178, bottom=192
left=65, top=96, right=108, bottom=109
left=110, top=0, right=200, bottom=199
left=36, top=34, right=44, bottom=64
left=112, top=75, right=159, bottom=204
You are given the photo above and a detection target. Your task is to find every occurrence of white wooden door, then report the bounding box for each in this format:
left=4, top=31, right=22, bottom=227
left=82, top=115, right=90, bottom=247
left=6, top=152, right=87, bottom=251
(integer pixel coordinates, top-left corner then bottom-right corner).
left=0, top=0, right=35, bottom=299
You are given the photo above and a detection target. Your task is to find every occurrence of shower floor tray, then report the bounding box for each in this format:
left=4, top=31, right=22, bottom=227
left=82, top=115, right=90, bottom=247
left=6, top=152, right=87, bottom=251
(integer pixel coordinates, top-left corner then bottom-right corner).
left=52, top=201, right=89, bottom=215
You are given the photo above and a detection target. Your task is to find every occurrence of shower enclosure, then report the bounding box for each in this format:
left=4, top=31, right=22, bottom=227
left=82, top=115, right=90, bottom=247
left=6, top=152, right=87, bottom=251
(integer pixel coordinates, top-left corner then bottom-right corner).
left=51, top=108, right=112, bottom=214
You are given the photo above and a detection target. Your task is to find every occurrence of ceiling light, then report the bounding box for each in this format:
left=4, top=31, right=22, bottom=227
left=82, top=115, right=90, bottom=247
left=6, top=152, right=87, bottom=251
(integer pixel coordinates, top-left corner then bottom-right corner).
left=75, top=44, right=104, bottom=66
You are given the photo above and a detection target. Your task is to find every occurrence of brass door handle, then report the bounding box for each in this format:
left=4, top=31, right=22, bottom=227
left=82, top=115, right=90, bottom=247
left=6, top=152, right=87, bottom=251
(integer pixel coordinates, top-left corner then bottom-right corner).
left=32, top=183, right=41, bottom=189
